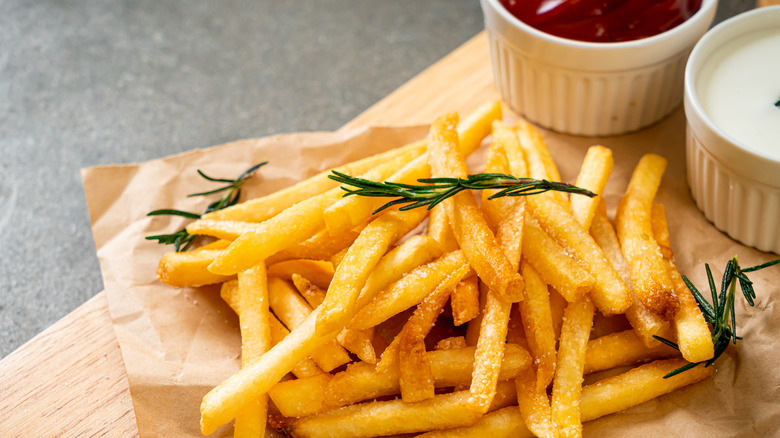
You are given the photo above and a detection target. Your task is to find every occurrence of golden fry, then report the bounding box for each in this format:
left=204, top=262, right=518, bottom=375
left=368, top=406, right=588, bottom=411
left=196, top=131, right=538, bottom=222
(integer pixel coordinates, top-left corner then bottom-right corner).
left=589, top=200, right=670, bottom=346
left=651, top=204, right=714, bottom=363
left=235, top=264, right=271, bottom=437
left=615, top=154, right=678, bottom=318
left=518, top=260, right=557, bottom=390
left=157, top=247, right=234, bottom=287
left=584, top=329, right=677, bottom=374
left=451, top=276, right=480, bottom=326
left=570, top=145, right=614, bottom=230
left=551, top=298, right=595, bottom=438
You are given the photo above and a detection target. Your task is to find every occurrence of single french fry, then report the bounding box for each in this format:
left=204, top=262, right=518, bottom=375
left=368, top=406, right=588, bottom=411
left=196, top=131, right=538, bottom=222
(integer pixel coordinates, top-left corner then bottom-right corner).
left=615, top=154, right=678, bottom=318
left=522, top=215, right=593, bottom=303
left=451, top=276, right=480, bottom=326
left=579, top=358, right=714, bottom=421
left=398, top=263, right=472, bottom=401
left=570, top=146, right=614, bottom=230
left=209, top=151, right=420, bottom=276
left=266, top=225, right=364, bottom=265
left=428, top=204, right=460, bottom=252
left=269, top=259, right=334, bottom=290
left=528, top=193, right=630, bottom=314
left=551, top=298, right=595, bottom=438
left=467, top=289, right=512, bottom=413
left=157, top=248, right=235, bottom=287
left=418, top=359, right=713, bottom=438
left=349, top=250, right=470, bottom=331
left=518, top=260, right=557, bottom=391
left=322, top=101, right=502, bottom=235
left=316, top=207, right=428, bottom=335
left=200, top=307, right=339, bottom=435
left=584, top=329, right=678, bottom=375
left=267, top=276, right=351, bottom=372
left=220, top=280, right=323, bottom=379
left=651, top=204, right=714, bottom=363
left=202, top=140, right=427, bottom=223
left=283, top=381, right=518, bottom=438
left=515, top=366, right=558, bottom=438
left=234, top=264, right=271, bottom=437
left=427, top=112, right=524, bottom=302
left=590, top=200, right=669, bottom=347
left=292, top=273, right=377, bottom=363
left=268, top=372, right=332, bottom=419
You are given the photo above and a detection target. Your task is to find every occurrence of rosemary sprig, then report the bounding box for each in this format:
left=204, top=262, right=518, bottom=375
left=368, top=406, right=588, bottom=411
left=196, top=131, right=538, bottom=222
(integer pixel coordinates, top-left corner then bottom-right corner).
left=146, top=162, right=267, bottom=251
left=654, top=256, right=780, bottom=378
left=328, top=171, right=596, bottom=214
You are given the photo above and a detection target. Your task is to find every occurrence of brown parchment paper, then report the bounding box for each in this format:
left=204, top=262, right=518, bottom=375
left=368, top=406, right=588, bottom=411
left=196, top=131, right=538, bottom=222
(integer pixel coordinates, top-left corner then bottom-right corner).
left=83, top=111, right=780, bottom=438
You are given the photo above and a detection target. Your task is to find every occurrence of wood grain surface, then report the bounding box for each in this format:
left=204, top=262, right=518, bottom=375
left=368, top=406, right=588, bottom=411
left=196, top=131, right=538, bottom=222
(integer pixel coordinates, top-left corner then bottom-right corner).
left=0, top=31, right=495, bottom=437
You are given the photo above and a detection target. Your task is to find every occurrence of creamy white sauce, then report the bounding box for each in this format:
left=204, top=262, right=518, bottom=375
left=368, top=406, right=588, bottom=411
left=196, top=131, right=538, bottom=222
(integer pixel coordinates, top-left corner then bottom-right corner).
left=698, top=28, right=780, bottom=159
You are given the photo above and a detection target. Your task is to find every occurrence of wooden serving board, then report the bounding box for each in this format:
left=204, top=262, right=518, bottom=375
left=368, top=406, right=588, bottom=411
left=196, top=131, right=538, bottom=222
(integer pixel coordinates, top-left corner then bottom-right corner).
left=0, top=32, right=496, bottom=437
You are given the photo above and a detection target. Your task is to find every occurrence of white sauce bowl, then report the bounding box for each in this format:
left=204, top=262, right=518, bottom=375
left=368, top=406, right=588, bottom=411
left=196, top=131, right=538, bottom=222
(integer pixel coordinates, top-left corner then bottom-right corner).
left=685, top=6, right=780, bottom=254
left=481, top=0, right=717, bottom=136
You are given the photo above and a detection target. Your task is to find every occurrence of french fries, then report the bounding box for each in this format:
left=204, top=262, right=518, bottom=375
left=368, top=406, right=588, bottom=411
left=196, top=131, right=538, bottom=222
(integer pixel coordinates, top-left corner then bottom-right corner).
left=149, top=105, right=719, bottom=437
left=427, top=112, right=524, bottom=303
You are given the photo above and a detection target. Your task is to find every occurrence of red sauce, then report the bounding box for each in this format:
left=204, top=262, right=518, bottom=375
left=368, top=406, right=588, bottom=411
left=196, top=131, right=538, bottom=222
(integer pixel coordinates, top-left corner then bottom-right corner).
left=499, top=0, right=702, bottom=43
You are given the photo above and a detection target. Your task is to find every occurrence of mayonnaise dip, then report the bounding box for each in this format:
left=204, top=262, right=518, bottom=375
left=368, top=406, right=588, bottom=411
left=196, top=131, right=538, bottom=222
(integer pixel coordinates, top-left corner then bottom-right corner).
left=697, top=28, right=780, bottom=160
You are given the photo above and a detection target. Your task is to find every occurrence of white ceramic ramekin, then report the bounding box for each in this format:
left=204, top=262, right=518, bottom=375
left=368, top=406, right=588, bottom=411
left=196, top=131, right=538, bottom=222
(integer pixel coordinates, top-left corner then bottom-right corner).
left=481, top=0, right=717, bottom=136
left=685, top=6, right=780, bottom=254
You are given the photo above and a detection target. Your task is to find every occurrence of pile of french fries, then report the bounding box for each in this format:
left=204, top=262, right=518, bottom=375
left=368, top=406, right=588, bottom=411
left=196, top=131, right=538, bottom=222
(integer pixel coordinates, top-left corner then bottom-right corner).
left=155, top=101, right=716, bottom=437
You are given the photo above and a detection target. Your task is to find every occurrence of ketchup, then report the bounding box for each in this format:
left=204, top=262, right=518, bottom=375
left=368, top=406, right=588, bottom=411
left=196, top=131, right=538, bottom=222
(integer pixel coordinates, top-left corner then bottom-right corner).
left=499, top=0, right=702, bottom=43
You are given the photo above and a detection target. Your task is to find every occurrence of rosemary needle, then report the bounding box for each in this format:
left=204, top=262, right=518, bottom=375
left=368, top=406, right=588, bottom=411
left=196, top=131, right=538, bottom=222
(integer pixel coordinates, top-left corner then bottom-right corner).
left=654, top=256, right=780, bottom=378
left=145, top=162, right=267, bottom=251
left=328, top=171, right=596, bottom=214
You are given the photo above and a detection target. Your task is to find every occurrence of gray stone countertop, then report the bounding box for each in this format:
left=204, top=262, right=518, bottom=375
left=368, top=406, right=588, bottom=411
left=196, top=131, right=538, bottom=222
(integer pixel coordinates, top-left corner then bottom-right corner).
left=0, top=1, right=756, bottom=357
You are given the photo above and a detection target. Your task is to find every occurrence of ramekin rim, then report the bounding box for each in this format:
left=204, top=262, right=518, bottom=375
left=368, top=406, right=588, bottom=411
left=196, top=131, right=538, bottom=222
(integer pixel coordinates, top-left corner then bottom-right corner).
left=483, top=0, right=718, bottom=50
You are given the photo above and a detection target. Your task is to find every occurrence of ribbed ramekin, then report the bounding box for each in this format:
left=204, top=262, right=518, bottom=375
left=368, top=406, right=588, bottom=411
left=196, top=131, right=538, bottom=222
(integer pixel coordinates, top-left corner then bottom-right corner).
left=480, top=0, right=717, bottom=136
left=685, top=6, right=780, bottom=254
